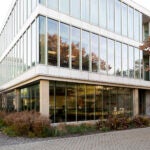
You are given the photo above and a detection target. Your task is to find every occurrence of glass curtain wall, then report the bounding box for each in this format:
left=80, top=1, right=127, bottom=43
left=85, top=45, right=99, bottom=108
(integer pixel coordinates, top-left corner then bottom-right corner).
left=20, top=84, right=39, bottom=111
left=38, top=0, right=142, bottom=42
left=47, top=19, right=58, bottom=66
left=60, top=23, right=70, bottom=68
left=49, top=81, right=133, bottom=123
left=71, top=27, right=80, bottom=70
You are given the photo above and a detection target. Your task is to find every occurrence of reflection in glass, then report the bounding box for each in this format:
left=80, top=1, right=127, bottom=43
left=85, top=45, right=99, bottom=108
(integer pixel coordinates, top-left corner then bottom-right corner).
left=77, top=84, right=86, bottom=121
left=128, top=7, right=134, bottom=39
left=60, top=0, right=69, bottom=14
left=82, top=31, right=89, bottom=71
left=47, top=19, right=58, bottom=66
left=108, top=39, right=114, bottom=75
left=140, top=51, right=143, bottom=79
left=39, top=16, right=46, bottom=64
left=103, top=87, right=110, bottom=119
left=110, top=87, right=117, bottom=115
left=134, top=10, right=140, bottom=41
left=135, top=48, right=140, bottom=79
left=100, top=37, right=107, bottom=74
left=67, top=83, right=76, bottom=122
left=122, top=3, right=127, bottom=36
left=115, top=42, right=122, bottom=76
left=81, top=0, right=89, bottom=22
left=122, top=44, right=128, bottom=77
left=99, top=0, right=106, bottom=28
left=50, top=82, right=55, bottom=123
left=60, top=23, right=69, bottom=68
left=71, top=27, right=80, bottom=70
left=95, top=86, right=103, bottom=120
left=91, top=0, right=98, bottom=25
left=32, top=21, right=36, bottom=66
left=28, top=28, right=32, bottom=68
left=115, top=0, right=121, bottom=34
left=47, top=0, right=58, bottom=10
left=55, top=82, right=66, bottom=123
left=129, top=46, right=134, bottom=78
left=21, top=84, right=39, bottom=111
left=91, top=34, right=99, bottom=72
left=107, top=0, right=114, bottom=31
left=71, top=0, right=80, bottom=19
left=86, top=85, right=95, bottom=120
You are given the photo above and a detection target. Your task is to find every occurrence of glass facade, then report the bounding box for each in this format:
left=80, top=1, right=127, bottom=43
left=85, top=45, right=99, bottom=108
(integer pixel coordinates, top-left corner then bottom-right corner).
left=0, top=20, right=38, bottom=85
left=38, top=0, right=142, bottom=42
left=49, top=81, right=133, bottom=123
left=0, top=0, right=37, bottom=56
left=20, top=84, right=39, bottom=111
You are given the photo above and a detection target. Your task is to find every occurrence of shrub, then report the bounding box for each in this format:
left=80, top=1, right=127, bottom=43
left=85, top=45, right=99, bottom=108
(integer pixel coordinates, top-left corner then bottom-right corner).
left=3, top=126, right=17, bottom=137
left=3, top=111, right=51, bottom=137
left=0, top=111, right=7, bottom=120
left=131, top=116, right=150, bottom=128
left=96, top=115, right=150, bottom=131
left=32, top=116, right=51, bottom=137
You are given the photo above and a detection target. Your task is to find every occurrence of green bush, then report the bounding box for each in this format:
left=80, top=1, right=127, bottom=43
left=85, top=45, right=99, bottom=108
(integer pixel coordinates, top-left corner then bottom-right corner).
left=3, top=126, right=17, bottom=137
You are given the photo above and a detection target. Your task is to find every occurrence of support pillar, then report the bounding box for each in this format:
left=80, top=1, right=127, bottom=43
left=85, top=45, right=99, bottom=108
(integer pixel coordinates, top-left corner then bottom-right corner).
left=40, top=80, right=49, bottom=117
left=133, top=89, right=139, bottom=116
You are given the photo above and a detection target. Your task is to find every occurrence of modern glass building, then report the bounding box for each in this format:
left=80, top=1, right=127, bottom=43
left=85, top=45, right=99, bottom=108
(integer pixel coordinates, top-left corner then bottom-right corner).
left=0, top=0, right=150, bottom=123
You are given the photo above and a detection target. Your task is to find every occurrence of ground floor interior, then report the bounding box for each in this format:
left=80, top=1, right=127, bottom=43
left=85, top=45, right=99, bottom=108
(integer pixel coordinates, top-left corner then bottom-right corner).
left=0, top=80, right=150, bottom=123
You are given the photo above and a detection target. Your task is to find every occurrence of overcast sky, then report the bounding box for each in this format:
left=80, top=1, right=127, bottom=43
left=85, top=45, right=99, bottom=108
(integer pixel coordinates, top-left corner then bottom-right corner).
left=0, top=0, right=150, bottom=30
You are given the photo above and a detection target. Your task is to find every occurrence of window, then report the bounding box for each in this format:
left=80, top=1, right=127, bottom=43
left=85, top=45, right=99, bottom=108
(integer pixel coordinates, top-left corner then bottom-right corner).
left=122, top=3, right=128, bottom=36
left=32, top=0, right=37, bottom=11
left=128, top=7, right=134, bottom=39
left=47, top=0, right=58, bottom=10
left=47, top=19, right=58, bottom=66
left=39, top=16, right=46, bottom=64
left=128, top=46, right=134, bottom=78
left=27, top=28, right=32, bottom=68
left=81, top=0, right=89, bottom=22
left=39, top=0, right=46, bottom=5
left=71, top=27, right=80, bottom=70
left=32, top=22, right=36, bottom=66
left=115, top=0, right=121, bottom=34
left=71, top=0, right=80, bottom=19
left=99, top=0, right=107, bottom=28
left=134, top=10, right=140, bottom=41
left=140, top=51, right=143, bottom=79
left=91, top=0, right=99, bottom=25
left=23, top=33, right=27, bottom=71
left=60, top=0, right=69, bottom=14
left=55, top=82, right=66, bottom=122
left=82, top=30, right=89, bottom=71
left=66, top=83, right=77, bottom=122
left=115, top=42, right=122, bottom=76
left=122, top=44, right=128, bottom=77
left=91, top=34, right=99, bottom=72
left=107, top=0, right=114, bottom=31
left=100, top=37, right=107, bottom=74
left=134, top=48, right=140, bottom=79
left=60, top=23, right=70, bottom=68
left=108, top=39, right=115, bottom=75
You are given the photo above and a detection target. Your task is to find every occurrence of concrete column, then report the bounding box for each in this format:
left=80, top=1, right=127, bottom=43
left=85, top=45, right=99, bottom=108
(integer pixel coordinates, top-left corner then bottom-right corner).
left=145, top=90, right=150, bottom=116
left=133, top=89, right=139, bottom=116
left=15, top=89, right=21, bottom=112
left=40, top=80, right=49, bottom=117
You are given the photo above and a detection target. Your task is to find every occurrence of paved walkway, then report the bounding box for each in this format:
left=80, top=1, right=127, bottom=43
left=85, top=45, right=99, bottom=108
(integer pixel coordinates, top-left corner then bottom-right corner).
left=0, top=127, right=150, bottom=150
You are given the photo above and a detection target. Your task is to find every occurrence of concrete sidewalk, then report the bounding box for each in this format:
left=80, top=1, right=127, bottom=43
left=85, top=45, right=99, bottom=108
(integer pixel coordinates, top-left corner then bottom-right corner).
left=0, top=127, right=150, bottom=150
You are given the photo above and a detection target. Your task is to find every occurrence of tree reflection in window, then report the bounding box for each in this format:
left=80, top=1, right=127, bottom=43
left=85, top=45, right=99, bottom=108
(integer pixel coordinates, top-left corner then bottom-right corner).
left=60, top=23, right=69, bottom=68
left=71, top=27, right=80, bottom=69
left=48, top=19, right=58, bottom=66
